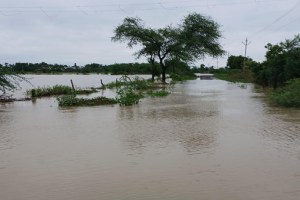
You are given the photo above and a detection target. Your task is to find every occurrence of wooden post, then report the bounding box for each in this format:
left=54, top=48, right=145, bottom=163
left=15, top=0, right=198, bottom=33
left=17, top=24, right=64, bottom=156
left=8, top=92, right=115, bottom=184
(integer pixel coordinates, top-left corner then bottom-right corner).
left=100, top=79, right=105, bottom=89
left=70, top=79, right=75, bottom=92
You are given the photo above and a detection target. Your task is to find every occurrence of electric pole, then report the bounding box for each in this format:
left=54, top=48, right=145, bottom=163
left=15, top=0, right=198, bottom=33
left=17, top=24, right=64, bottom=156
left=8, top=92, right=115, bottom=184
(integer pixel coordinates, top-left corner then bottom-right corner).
left=242, top=38, right=251, bottom=71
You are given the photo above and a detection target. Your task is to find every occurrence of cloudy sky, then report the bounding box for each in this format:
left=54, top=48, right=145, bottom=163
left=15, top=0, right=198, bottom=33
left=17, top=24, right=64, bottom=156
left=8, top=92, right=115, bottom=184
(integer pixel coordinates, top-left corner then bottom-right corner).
left=1, top=0, right=299, bottom=67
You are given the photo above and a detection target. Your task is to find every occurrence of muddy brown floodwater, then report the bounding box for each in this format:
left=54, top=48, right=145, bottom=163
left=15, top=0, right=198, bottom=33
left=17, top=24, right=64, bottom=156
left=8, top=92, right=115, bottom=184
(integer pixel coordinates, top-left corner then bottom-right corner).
left=0, top=75, right=300, bottom=200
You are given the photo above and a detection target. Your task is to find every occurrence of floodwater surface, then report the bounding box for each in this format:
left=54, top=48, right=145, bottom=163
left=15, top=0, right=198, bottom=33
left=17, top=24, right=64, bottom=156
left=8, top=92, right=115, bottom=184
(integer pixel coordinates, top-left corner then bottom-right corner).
left=0, top=75, right=300, bottom=200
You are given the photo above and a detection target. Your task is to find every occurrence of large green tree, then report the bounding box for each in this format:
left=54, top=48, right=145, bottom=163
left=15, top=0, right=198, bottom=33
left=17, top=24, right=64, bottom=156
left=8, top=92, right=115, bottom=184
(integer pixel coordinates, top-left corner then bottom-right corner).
left=112, top=13, right=224, bottom=82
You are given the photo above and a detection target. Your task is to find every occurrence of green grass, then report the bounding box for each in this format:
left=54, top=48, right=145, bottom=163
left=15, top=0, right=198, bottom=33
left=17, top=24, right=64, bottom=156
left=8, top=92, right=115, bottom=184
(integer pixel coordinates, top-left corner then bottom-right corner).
left=214, top=69, right=254, bottom=83
left=57, top=95, right=117, bottom=107
left=28, top=85, right=97, bottom=97
left=170, top=73, right=197, bottom=82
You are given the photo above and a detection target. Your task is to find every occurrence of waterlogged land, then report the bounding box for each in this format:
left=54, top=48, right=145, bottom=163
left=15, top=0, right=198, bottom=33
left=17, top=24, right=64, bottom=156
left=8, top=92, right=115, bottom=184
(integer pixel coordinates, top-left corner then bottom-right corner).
left=0, top=75, right=300, bottom=200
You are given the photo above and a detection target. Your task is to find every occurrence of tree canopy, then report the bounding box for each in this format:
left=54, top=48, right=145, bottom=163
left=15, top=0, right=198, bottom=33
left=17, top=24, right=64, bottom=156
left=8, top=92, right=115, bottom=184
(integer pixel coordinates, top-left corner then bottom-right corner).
left=112, top=13, right=225, bottom=82
left=252, top=34, right=300, bottom=88
left=227, top=55, right=248, bottom=69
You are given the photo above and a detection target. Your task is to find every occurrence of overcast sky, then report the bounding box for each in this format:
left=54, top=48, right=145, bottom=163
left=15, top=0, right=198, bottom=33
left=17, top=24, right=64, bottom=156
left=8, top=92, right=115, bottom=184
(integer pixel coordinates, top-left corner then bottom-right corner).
left=1, top=0, right=299, bottom=67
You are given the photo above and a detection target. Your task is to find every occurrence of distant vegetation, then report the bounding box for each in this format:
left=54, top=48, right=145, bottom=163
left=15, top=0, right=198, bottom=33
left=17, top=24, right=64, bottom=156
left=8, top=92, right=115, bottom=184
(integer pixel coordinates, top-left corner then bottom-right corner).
left=2, top=60, right=196, bottom=79
left=2, top=62, right=154, bottom=75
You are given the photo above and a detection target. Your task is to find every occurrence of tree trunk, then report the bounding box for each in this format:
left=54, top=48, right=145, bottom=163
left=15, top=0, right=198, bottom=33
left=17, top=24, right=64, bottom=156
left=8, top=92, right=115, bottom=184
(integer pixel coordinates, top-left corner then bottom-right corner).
left=159, top=59, right=166, bottom=83
left=150, top=59, right=155, bottom=82
left=161, top=66, right=166, bottom=83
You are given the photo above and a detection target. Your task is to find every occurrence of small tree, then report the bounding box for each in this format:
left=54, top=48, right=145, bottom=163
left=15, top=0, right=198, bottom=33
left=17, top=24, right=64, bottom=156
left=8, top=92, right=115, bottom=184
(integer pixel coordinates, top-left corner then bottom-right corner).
left=227, top=55, right=246, bottom=69
left=112, top=13, right=224, bottom=83
left=0, top=64, right=28, bottom=95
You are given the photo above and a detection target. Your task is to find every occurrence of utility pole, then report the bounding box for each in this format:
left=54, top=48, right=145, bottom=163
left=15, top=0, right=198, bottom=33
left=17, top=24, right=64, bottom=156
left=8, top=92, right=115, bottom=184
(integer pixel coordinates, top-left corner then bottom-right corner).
left=242, top=38, right=251, bottom=71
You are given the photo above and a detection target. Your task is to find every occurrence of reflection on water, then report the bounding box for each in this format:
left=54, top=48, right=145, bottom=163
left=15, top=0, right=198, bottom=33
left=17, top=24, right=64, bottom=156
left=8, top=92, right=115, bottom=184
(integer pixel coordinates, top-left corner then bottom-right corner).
left=117, top=92, right=219, bottom=154
left=0, top=103, right=18, bottom=153
left=261, top=107, right=300, bottom=156
left=0, top=76, right=300, bottom=200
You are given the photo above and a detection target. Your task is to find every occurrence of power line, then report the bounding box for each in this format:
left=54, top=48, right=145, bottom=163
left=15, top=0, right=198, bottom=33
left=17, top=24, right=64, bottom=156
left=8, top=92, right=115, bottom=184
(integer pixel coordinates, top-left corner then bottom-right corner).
left=0, top=0, right=292, bottom=14
left=250, top=1, right=300, bottom=39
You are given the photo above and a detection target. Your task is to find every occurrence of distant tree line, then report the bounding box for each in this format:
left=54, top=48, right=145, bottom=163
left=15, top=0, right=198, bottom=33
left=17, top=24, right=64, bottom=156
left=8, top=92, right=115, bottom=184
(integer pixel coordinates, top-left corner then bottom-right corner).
left=0, top=62, right=152, bottom=75
left=1, top=60, right=196, bottom=76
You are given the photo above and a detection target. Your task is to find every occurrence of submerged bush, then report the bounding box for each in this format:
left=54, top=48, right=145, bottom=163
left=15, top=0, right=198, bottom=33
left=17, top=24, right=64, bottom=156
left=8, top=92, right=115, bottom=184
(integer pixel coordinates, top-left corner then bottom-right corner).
left=57, top=95, right=117, bottom=107
left=113, top=75, right=173, bottom=105
left=106, top=75, right=152, bottom=90
left=112, top=76, right=148, bottom=106
left=271, top=78, right=300, bottom=107
left=116, top=86, right=143, bottom=106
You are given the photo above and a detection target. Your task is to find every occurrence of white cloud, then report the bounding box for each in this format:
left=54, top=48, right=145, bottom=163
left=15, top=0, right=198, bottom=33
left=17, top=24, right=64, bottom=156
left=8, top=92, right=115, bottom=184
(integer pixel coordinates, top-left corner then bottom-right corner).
left=0, top=0, right=299, bottom=67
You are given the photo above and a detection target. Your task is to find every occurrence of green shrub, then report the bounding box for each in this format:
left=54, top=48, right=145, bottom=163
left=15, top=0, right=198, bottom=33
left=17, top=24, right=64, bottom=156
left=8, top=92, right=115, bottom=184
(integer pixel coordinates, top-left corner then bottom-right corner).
left=106, top=75, right=152, bottom=90
left=271, top=78, right=300, bottom=107
left=116, top=86, right=143, bottom=106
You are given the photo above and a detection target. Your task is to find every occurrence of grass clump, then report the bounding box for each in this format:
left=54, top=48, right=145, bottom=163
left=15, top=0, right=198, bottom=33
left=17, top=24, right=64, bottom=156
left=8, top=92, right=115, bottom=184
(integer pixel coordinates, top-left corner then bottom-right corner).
left=57, top=95, right=117, bottom=107
left=28, top=85, right=97, bottom=97
left=270, top=78, right=300, bottom=107
left=29, top=85, right=73, bottom=97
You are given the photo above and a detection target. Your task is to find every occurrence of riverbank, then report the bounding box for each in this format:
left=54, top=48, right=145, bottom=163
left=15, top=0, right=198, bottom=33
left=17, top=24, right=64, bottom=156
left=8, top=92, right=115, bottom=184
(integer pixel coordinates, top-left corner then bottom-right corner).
left=214, top=70, right=300, bottom=108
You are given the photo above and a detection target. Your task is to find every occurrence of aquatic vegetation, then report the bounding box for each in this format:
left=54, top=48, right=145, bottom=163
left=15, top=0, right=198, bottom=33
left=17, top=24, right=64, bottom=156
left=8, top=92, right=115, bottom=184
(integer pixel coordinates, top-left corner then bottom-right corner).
left=28, top=85, right=97, bottom=97
left=57, top=95, right=117, bottom=107
left=114, top=75, right=170, bottom=106
left=51, top=76, right=172, bottom=107
left=116, top=86, right=143, bottom=106
left=105, top=75, right=153, bottom=90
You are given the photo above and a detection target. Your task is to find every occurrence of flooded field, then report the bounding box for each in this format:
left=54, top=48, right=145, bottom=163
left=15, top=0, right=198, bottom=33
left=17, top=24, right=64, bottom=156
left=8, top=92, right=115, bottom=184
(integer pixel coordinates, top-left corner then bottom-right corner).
left=1, top=75, right=300, bottom=200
